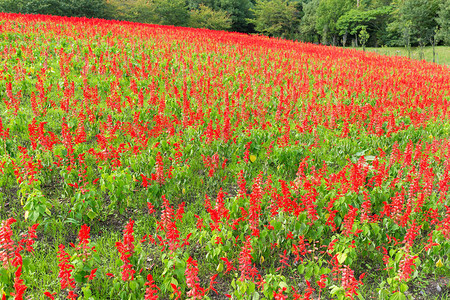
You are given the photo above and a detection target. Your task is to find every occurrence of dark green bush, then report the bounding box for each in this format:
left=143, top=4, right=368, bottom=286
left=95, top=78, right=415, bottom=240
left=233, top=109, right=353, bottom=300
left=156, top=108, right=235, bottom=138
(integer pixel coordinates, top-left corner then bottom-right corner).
left=0, top=0, right=110, bottom=19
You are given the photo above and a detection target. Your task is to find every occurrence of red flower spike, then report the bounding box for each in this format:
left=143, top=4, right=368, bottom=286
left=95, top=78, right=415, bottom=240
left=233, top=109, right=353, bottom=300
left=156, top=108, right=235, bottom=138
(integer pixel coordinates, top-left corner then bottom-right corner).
left=276, top=250, right=291, bottom=271
left=220, top=257, right=236, bottom=274
left=57, top=245, right=76, bottom=291
left=185, top=257, right=204, bottom=299
left=171, top=283, right=182, bottom=300
left=273, top=287, right=287, bottom=300
left=249, top=173, right=263, bottom=237
left=85, top=268, right=97, bottom=281
left=115, top=219, right=136, bottom=281
left=44, top=291, right=56, bottom=299
left=209, top=274, right=218, bottom=294
left=144, top=274, right=160, bottom=300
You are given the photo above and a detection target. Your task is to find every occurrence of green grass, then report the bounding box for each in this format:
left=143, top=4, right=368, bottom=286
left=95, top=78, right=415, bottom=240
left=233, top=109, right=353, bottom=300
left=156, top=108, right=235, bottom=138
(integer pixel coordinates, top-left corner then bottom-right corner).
left=352, top=46, right=450, bottom=65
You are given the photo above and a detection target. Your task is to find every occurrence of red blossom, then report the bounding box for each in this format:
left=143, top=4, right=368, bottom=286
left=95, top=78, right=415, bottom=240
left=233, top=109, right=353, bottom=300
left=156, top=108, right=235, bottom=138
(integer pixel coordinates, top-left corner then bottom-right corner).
left=85, top=268, right=97, bottom=281
left=185, top=257, right=204, bottom=300
left=220, top=257, right=236, bottom=274
left=144, top=274, right=159, bottom=299
left=209, top=274, right=218, bottom=294
left=44, top=291, right=56, bottom=299
left=57, top=245, right=76, bottom=290
left=170, top=283, right=182, bottom=300
left=115, top=219, right=136, bottom=281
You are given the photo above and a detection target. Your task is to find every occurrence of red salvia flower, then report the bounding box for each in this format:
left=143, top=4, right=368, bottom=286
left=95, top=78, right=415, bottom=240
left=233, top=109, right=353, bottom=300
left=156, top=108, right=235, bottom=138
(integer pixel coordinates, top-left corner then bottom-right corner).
left=57, top=245, right=76, bottom=290
left=209, top=274, right=218, bottom=294
left=249, top=173, right=263, bottom=237
left=243, top=142, right=252, bottom=163
left=144, top=274, right=159, bottom=300
left=18, top=223, right=39, bottom=253
left=317, top=274, right=328, bottom=289
left=220, top=257, right=236, bottom=274
left=0, top=218, right=17, bottom=268
left=194, top=215, right=204, bottom=230
left=155, top=152, right=165, bottom=185
left=398, top=254, right=418, bottom=282
left=273, top=287, right=287, bottom=300
left=158, top=195, right=180, bottom=251
left=239, top=236, right=257, bottom=281
left=342, top=205, right=360, bottom=237
left=147, top=201, right=156, bottom=214
left=175, top=202, right=185, bottom=221
left=67, top=290, right=78, bottom=300
left=115, top=219, right=136, bottom=281
left=170, top=283, right=182, bottom=300
left=141, top=174, right=151, bottom=188
left=11, top=253, right=27, bottom=300
left=43, top=291, right=56, bottom=299
left=340, top=266, right=363, bottom=300
left=237, top=170, right=247, bottom=199
left=403, top=220, right=421, bottom=252
left=276, top=250, right=290, bottom=271
left=185, top=257, right=204, bottom=300
left=85, top=268, right=97, bottom=281
left=0, top=117, right=10, bottom=139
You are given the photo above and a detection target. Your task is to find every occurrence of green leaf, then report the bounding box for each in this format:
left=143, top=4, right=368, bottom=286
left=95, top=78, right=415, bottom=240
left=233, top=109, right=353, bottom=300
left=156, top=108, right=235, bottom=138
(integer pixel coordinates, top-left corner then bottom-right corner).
left=87, top=210, right=97, bottom=220
left=217, top=262, right=224, bottom=273
left=390, top=292, right=407, bottom=300
left=82, top=286, right=92, bottom=298
left=329, top=285, right=343, bottom=295
left=30, top=211, right=39, bottom=222
left=399, top=283, right=408, bottom=293
left=252, top=292, right=260, bottom=300
left=248, top=281, right=255, bottom=294
left=279, top=281, right=288, bottom=289
left=273, top=220, right=282, bottom=231
left=129, top=280, right=138, bottom=291
left=0, top=268, right=9, bottom=284
left=305, top=265, right=314, bottom=280
left=337, top=252, right=347, bottom=264
left=74, top=272, right=85, bottom=284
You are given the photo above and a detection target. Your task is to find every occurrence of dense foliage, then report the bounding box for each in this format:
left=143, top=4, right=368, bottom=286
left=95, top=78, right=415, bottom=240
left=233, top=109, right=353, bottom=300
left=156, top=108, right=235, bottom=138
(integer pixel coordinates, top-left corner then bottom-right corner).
left=0, top=13, right=449, bottom=299
left=0, top=0, right=449, bottom=48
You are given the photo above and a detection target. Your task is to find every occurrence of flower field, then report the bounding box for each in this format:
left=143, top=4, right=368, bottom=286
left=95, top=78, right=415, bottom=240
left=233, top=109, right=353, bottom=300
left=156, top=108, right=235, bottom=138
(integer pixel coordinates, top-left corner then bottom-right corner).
left=0, top=13, right=450, bottom=299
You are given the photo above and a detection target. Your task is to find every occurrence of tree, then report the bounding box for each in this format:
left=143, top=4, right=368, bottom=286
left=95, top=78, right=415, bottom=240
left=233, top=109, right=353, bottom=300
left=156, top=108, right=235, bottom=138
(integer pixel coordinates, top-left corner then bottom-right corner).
left=69, top=0, right=109, bottom=18
left=189, top=4, right=232, bottom=30
left=106, top=0, right=189, bottom=25
left=359, top=25, right=369, bottom=50
left=299, top=0, right=320, bottom=43
left=316, top=0, right=355, bottom=45
left=218, top=0, right=254, bottom=32
left=186, top=0, right=217, bottom=10
left=363, top=0, right=392, bottom=8
left=148, top=0, right=189, bottom=26
left=249, top=0, right=300, bottom=39
left=336, top=6, right=391, bottom=47
left=0, top=0, right=25, bottom=13
left=389, top=0, right=439, bottom=47
left=0, top=0, right=109, bottom=18
left=436, top=0, right=450, bottom=45
left=106, top=0, right=152, bottom=23
left=21, top=0, right=72, bottom=16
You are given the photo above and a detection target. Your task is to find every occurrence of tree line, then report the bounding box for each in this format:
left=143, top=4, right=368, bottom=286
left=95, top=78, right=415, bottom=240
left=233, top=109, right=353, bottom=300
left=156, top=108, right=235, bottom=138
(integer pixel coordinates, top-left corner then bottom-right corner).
left=1, top=0, right=449, bottom=49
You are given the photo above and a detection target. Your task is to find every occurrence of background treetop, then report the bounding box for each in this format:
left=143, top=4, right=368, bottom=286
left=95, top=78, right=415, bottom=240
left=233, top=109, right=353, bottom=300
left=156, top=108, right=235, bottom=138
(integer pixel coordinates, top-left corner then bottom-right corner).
left=0, top=0, right=449, bottom=47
